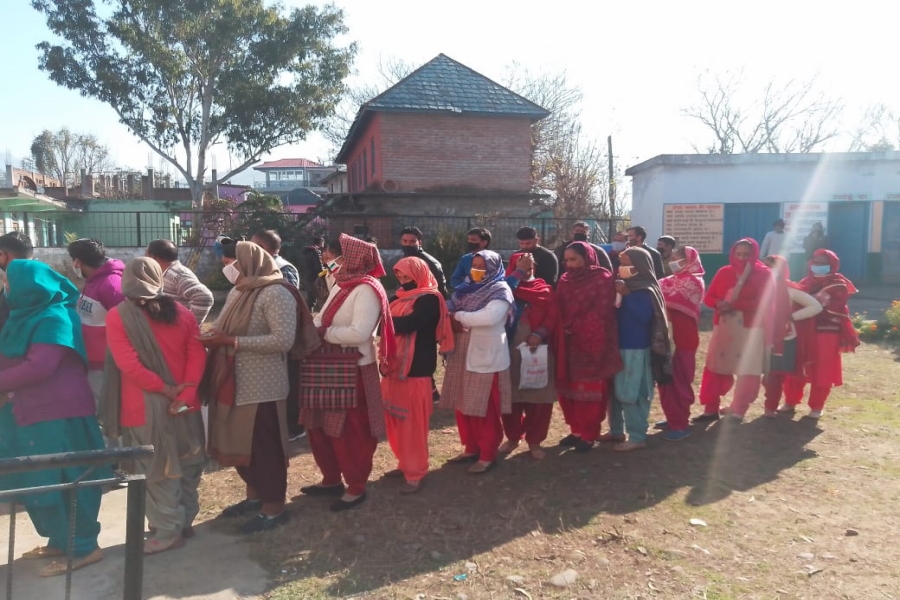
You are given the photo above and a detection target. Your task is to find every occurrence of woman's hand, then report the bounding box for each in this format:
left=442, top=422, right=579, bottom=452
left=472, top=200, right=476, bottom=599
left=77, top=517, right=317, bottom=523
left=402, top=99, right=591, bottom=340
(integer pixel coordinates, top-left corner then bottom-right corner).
left=615, top=280, right=630, bottom=296
left=162, top=382, right=195, bottom=402
left=716, top=300, right=733, bottom=313
left=167, top=402, right=189, bottom=416
left=198, top=329, right=235, bottom=349
left=526, top=333, right=542, bottom=351
left=516, top=254, right=535, bottom=272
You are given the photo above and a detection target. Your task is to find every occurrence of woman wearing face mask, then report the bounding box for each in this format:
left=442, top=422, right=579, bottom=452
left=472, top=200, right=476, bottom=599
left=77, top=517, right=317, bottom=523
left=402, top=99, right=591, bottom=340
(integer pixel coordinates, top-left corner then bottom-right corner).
left=498, top=252, right=559, bottom=460
left=300, top=234, right=395, bottom=511
left=199, top=241, right=307, bottom=534
left=695, top=238, right=776, bottom=422
left=609, top=248, right=671, bottom=451
left=778, top=249, right=859, bottom=418
left=555, top=242, right=622, bottom=452
left=441, top=250, right=515, bottom=473
left=655, top=246, right=705, bottom=441
left=759, top=255, right=822, bottom=418
left=381, top=257, right=454, bottom=493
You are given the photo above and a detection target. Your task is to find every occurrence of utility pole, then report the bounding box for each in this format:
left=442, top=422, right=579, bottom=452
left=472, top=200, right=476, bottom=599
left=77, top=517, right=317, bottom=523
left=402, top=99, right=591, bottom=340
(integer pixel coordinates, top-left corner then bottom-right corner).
left=607, top=135, right=616, bottom=241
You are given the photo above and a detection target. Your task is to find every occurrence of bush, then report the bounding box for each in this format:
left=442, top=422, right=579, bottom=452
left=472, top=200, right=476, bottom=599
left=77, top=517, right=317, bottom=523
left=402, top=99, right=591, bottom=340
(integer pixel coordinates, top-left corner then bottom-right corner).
left=852, top=301, right=900, bottom=345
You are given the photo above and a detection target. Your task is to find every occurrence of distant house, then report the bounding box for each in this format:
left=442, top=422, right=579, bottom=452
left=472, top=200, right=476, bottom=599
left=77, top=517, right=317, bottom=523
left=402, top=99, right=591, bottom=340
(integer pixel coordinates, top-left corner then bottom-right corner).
left=252, top=159, right=335, bottom=193
left=327, top=53, right=549, bottom=228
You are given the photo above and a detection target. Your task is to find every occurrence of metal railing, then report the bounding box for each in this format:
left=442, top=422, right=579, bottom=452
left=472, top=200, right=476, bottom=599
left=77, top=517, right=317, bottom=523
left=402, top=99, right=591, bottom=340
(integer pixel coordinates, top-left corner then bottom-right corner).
left=0, top=445, right=154, bottom=600
left=0, top=210, right=631, bottom=250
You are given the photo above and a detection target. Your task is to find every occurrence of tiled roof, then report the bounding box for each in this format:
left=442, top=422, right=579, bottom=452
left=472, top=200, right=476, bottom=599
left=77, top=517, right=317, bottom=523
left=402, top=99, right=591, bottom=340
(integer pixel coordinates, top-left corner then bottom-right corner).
left=337, top=54, right=550, bottom=162
left=254, top=158, right=323, bottom=170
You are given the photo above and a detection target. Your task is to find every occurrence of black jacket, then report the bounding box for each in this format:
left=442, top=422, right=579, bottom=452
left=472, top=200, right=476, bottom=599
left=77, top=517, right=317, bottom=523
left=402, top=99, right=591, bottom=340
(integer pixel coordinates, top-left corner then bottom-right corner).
left=389, top=294, right=441, bottom=377
left=640, top=243, right=666, bottom=280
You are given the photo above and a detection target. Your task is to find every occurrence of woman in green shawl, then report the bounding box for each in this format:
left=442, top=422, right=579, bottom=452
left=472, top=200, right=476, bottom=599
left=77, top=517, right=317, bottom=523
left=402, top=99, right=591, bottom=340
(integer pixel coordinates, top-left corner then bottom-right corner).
left=0, top=259, right=108, bottom=577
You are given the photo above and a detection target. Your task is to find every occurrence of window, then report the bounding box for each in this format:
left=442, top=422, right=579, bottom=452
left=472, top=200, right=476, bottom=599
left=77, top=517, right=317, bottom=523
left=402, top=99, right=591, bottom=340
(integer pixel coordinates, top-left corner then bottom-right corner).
left=370, top=138, right=376, bottom=177
left=362, top=150, right=368, bottom=189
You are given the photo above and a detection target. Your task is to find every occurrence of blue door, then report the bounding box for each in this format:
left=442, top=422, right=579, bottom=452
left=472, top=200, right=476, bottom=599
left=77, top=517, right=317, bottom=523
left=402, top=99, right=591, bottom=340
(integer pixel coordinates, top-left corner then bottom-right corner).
left=723, top=203, right=782, bottom=251
left=881, top=202, right=900, bottom=283
left=827, top=202, right=869, bottom=280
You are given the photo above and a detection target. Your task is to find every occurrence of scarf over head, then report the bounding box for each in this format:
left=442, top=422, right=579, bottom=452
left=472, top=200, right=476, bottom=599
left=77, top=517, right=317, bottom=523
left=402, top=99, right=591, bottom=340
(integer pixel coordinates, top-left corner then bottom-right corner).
left=387, top=257, right=454, bottom=379
left=321, top=233, right=396, bottom=366
left=621, top=247, right=672, bottom=362
left=554, top=242, right=622, bottom=381
left=797, top=249, right=860, bottom=352
left=447, top=250, right=514, bottom=314
left=0, top=259, right=86, bottom=363
left=506, top=252, right=558, bottom=339
left=706, top=237, right=775, bottom=329
left=659, top=245, right=705, bottom=322
left=103, top=257, right=203, bottom=480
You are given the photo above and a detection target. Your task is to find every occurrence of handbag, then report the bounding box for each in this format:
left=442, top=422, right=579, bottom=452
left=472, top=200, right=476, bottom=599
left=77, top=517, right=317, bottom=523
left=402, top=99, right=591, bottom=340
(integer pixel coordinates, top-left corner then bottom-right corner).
left=299, top=345, right=362, bottom=409
left=518, top=343, right=549, bottom=390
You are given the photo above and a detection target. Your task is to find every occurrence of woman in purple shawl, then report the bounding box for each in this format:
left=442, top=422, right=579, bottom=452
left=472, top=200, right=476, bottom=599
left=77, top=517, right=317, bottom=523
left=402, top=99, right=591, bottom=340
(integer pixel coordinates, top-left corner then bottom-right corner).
left=440, top=251, right=514, bottom=474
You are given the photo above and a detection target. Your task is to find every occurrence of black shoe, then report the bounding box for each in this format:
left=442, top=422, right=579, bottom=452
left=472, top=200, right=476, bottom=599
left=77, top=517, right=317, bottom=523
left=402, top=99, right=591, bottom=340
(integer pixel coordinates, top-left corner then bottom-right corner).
left=559, top=434, right=579, bottom=447
left=221, top=498, right=263, bottom=518
left=238, top=511, right=289, bottom=534
left=288, top=426, right=307, bottom=442
left=299, top=484, right=345, bottom=497
left=330, top=492, right=367, bottom=512
left=691, top=412, right=720, bottom=424
left=573, top=438, right=594, bottom=453
left=432, top=389, right=441, bottom=403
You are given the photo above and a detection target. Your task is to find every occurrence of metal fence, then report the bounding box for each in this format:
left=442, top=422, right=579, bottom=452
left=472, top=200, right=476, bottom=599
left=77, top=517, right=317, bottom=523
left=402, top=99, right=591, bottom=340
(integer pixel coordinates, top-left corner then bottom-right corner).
left=1, top=210, right=630, bottom=250
left=0, top=446, right=153, bottom=600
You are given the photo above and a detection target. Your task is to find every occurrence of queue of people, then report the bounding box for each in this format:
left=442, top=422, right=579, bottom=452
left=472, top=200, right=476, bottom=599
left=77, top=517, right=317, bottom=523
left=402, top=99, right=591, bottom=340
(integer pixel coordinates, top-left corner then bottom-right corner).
left=0, top=221, right=861, bottom=574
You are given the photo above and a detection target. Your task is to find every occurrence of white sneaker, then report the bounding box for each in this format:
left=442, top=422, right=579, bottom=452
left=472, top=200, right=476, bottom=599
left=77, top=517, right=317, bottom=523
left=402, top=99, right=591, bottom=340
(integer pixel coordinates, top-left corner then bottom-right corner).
left=808, top=410, right=823, bottom=419
left=776, top=404, right=796, bottom=414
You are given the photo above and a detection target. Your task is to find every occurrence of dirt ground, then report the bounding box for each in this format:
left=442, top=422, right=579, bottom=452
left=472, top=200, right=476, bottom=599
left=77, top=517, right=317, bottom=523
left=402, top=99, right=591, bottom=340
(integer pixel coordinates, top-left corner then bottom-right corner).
left=187, top=334, right=900, bottom=600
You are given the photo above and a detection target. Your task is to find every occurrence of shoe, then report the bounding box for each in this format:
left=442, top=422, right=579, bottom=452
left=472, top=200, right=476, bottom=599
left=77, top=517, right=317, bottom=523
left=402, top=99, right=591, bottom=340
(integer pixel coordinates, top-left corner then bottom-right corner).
left=22, top=545, right=65, bottom=560
left=763, top=410, right=777, bottom=418
left=497, top=440, right=519, bottom=454
left=432, top=389, right=441, bottom=403
left=330, top=493, right=367, bottom=512
left=299, top=484, right=345, bottom=497
left=239, top=511, right=289, bottom=534
left=528, top=444, right=546, bottom=460
left=288, top=427, right=307, bottom=442
left=39, top=548, right=103, bottom=577
left=777, top=404, right=797, bottom=414
left=399, top=480, right=423, bottom=495
left=558, top=434, right=579, bottom=447
left=597, top=433, right=626, bottom=443
left=383, top=469, right=404, bottom=479
left=143, top=535, right=185, bottom=555
left=467, top=460, right=496, bottom=475
left=663, top=429, right=691, bottom=442
left=691, top=412, right=720, bottom=423
left=653, top=420, right=668, bottom=430
left=446, top=453, right=479, bottom=464
left=613, top=441, right=647, bottom=452
left=808, top=410, right=823, bottom=419
left=220, top=498, right=262, bottom=518
left=573, top=438, right=594, bottom=453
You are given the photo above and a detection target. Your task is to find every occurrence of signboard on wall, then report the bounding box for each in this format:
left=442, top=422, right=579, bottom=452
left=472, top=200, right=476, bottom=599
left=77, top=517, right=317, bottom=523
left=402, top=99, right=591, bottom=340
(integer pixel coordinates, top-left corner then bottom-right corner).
left=663, top=204, right=724, bottom=253
left=782, top=202, right=829, bottom=253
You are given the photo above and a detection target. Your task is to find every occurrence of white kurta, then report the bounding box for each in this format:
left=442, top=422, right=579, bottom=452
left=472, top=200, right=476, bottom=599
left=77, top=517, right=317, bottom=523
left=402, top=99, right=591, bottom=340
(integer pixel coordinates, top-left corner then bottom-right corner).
left=314, top=283, right=381, bottom=366
left=454, top=299, right=511, bottom=374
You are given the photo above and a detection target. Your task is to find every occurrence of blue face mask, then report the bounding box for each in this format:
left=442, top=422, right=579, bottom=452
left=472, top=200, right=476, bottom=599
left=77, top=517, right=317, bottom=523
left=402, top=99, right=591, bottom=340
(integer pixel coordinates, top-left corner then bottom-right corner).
left=810, top=264, right=831, bottom=277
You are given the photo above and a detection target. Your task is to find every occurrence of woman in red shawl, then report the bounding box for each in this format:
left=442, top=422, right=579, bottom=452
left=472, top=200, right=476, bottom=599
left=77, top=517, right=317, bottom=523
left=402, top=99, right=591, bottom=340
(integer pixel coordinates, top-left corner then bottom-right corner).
left=761, top=255, right=822, bottom=417
left=381, top=257, right=454, bottom=494
left=780, top=249, right=860, bottom=418
left=498, top=252, right=559, bottom=460
left=555, top=242, right=622, bottom=452
left=656, top=245, right=704, bottom=441
left=300, top=234, right=395, bottom=511
left=695, top=238, right=776, bottom=422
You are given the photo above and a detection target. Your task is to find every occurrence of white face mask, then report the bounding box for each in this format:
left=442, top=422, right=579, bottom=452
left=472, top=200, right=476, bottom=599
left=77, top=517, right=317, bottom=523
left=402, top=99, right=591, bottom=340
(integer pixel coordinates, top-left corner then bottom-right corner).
left=669, top=259, right=684, bottom=274
left=222, top=261, right=240, bottom=285
left=618, top=265, right=636, bottom=279
left=611, top=241, right=627, bottom=253
left=73, top=265, right=83, bottom=279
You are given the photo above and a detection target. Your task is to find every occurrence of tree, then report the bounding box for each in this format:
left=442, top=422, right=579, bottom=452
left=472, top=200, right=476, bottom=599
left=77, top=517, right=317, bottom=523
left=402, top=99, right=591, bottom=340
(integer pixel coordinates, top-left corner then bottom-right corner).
left=30, top=128, right=111, bottom=184
left=32, top=0, right=356, bottom=206
left=683, top=70, right=843, bottom=154
left=849, top=103, right=900, bottom=151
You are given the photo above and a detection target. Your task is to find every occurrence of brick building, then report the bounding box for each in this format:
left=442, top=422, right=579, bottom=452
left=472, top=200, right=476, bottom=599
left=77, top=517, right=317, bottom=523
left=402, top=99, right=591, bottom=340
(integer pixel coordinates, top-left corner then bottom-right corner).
left=325, top=54, right=549, bottom=240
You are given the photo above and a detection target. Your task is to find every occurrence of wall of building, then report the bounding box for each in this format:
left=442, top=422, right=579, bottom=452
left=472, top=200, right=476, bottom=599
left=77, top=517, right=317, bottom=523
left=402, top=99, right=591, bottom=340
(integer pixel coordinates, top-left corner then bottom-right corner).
left=343, top=113, right=383, bottom=193
left=378, top=112, right=534, bottom=193
left=629, top=154, right=900, bottom=283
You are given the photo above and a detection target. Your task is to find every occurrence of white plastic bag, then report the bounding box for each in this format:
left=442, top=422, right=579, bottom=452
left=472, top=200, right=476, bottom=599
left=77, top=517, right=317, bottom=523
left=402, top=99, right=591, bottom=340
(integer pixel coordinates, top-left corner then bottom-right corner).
left=518, top=343, right=549, bottom=390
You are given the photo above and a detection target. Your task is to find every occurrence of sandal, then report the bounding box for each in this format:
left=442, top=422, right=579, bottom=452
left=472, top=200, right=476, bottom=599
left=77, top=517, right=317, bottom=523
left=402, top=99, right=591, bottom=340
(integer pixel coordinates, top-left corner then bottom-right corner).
left=613, top=441, right=647, bottom=452
left=446, top=453, right=479, bottom=464
left=497, top=440, right=519, bottom=455
left=528, top=444, right=546, bottom=460
left=22, top=545, right=64, bottom=560
left=399, top=480, right=424, bottom=495
left=143, top=535, right=185, bottom=555
left=467, top=460, right=495, bottom=475
left=39, top=548, right=103, bottom=577
left=597, top=433, right=626, bottom=443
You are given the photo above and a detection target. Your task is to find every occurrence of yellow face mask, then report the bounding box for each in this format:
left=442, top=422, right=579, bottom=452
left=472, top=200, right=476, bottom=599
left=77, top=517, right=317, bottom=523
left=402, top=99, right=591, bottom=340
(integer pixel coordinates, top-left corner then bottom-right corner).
left=470, top=268, right=487, bottom=282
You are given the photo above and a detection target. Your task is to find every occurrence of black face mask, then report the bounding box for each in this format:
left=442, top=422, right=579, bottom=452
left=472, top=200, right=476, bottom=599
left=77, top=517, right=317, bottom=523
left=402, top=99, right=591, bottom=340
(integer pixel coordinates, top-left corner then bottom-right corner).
left=572, top=233, right=588, bottom=242
left=467, top=242, right=481, bottom=252
left=401, top=245, right=419, bottom=256
left=400, top=281, right=417, bottom=291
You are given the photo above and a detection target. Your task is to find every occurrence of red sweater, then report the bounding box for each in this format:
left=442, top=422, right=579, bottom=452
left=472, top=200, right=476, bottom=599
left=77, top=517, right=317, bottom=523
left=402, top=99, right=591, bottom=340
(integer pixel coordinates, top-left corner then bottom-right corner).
left=106, top=303, right=207, bottom=428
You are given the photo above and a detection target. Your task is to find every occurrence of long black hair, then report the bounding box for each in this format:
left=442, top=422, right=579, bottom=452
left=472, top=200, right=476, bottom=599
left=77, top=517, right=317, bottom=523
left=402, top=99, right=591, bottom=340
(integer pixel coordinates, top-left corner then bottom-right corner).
left=136, top=295, right=179, bottom=324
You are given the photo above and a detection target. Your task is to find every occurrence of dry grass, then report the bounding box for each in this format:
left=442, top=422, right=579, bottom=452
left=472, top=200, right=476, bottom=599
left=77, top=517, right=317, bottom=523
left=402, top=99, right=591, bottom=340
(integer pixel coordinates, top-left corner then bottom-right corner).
left=196, top=335, right=900, bottom=600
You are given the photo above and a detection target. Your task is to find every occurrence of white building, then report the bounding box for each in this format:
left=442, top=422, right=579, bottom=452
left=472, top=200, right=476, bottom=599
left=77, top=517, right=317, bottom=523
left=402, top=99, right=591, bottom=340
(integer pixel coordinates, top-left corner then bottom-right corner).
left=625, top=152, right=900, bottom=282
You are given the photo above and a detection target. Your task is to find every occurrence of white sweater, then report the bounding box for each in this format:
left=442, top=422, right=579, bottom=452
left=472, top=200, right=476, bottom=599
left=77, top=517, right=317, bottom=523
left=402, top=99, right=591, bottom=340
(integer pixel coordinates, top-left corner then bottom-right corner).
left=454, top=299, right=511, bottom=373
left=314, top=283, right=381, bottom=366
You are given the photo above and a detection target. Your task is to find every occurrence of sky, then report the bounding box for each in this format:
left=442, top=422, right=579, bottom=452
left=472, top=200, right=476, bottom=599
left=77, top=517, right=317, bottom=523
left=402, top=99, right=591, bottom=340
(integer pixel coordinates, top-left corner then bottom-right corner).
left=1, top=0, right=896, bottom=189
